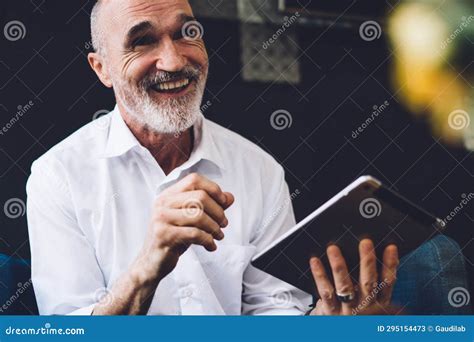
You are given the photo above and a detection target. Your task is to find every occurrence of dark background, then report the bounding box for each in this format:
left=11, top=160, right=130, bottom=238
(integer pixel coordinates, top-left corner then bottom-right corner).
left=0, top=1, right=473, bottom=300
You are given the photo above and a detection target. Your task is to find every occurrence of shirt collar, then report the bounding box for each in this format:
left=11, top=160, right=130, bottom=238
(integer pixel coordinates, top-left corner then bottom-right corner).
left=101, top=105, right=226, bottom=171
left=188, top=111, right=226, bottom=171
left=102, top=106, right=140, bottom=159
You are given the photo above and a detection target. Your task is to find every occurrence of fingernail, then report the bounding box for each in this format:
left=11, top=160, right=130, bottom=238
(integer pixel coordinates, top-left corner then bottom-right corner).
left=221, top=218, right=228, bottom=227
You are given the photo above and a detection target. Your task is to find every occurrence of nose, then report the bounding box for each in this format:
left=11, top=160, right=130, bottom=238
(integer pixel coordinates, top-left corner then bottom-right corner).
left=155, top=37, right=186, bottom=72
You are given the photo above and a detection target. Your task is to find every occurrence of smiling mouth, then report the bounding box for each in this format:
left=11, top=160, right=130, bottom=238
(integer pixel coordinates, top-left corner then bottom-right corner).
left=150, top=78, right=192, bottom=94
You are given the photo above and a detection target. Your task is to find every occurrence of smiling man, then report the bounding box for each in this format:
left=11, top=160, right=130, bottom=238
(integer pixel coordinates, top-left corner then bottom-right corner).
left=26, top=0, right=398, bottom=315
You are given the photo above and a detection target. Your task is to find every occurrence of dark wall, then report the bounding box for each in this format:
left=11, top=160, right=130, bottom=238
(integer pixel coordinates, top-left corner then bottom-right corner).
left=1, top=1, right=473, bottom=294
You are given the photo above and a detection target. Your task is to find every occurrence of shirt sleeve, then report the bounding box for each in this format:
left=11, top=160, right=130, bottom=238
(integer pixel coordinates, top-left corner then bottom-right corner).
left=241, top=165, right=313, bottom=315
left=26, top=157, right=104, bottom=315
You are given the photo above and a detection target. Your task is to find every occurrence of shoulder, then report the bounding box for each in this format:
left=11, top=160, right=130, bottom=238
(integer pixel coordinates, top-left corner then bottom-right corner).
left=29, top=114, right=110, bottom=178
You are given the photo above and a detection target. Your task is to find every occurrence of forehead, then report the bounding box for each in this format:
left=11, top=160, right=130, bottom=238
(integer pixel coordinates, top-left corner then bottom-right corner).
left=101, top=0, right=193, bottom=32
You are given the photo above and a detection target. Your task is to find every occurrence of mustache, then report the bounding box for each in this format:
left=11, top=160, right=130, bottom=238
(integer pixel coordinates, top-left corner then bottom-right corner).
left=139, top=65, right=202, bottom=90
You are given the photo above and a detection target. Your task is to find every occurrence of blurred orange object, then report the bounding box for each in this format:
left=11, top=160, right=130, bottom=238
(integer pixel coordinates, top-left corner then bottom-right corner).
left=388, top=1, right=473, bottom=147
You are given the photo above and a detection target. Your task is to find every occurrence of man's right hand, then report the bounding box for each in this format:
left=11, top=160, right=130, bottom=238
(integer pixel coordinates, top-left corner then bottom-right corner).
left=133, top=173, right=235, bottom=285
left=93, top=173, right=233, bottom=315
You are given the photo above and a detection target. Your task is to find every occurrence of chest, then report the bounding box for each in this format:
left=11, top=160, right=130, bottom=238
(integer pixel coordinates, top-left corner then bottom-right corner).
left=70, top=158, right=260, bottom=288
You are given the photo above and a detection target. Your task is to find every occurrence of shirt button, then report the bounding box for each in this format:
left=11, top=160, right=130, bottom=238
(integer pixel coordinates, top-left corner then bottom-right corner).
left=182, top=288, right=193, bottom=298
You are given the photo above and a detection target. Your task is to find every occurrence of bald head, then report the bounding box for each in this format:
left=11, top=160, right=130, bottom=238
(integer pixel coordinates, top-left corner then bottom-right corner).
left=90, top=0, right=195, bottom=56
left=90, top=0, right=105, bottom=55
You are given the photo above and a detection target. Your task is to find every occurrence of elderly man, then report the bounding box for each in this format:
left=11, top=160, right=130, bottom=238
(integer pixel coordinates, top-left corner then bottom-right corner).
left=26, top=0, right=399, bottom=315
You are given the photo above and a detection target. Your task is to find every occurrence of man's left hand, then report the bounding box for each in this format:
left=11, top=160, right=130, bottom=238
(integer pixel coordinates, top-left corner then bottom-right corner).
left=309, top=239, right=399, bottom=315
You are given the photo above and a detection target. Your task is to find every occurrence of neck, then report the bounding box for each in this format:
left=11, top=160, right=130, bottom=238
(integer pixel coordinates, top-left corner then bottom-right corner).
left=119, top=107, right=194, bottom=176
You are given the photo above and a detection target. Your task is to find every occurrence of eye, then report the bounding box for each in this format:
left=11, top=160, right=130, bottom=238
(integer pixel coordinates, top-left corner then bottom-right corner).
left=173, top=29, right=184, bottom=41
left=132, top=35, right=156, bottom=47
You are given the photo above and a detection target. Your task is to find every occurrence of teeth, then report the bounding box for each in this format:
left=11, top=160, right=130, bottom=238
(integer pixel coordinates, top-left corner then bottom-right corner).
left=156, top=78, right=190, bottom=91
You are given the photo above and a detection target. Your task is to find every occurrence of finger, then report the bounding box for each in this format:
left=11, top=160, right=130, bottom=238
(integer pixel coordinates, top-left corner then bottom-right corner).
left=160, top=191, right=228, bottom=227
left=223, top=192, right=234, bottom=210
left=327, top=245, right=355, bottom=313
left=359, top=239, right=378, bottom=300
left=309, top=299, right=324, bottom=315
left=309, top=257, right=339, bottom=314
left=164, top=173, right=229, bottom=208
left=177, top=227, right=217, bottom=252
left=379, top=245, right=399, bottom=306
left=156, top=208, right=224, bottom=240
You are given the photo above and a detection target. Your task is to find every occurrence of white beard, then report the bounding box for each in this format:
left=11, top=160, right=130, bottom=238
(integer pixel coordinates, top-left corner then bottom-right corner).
left=112, top=72, right=206, bottom=134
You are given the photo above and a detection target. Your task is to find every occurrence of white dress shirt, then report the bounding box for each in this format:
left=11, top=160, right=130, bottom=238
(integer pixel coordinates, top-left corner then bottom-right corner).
left=26, top=105, right=311, bottom=315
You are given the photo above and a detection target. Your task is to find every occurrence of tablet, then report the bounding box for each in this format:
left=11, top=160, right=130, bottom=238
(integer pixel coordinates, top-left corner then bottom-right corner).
left=251, top=176, right=446, bottom=296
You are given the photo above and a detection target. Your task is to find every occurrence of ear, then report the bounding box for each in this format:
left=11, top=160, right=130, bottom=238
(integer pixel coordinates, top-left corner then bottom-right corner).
left=88, top=52, right=113, bottom=88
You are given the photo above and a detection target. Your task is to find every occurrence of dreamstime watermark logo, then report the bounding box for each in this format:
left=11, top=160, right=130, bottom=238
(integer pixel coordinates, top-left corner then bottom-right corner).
left=182, top=21, right=204, bottom=41
left=5, top=323, right=85, bottom=336
left=352, top=101, right=390, bottom=139
left=448, top=109, right=470, bottom=131
left=4, top=20, right=26, bottom=41
left=359, top=21, right=382, bottom=42
left=84, top=40, right=93, bottom=51
left=444, top=193, right=474, bottom=225
left=448, top=287, right=470, bottom=308
left=3, top=198, right=26, bottom=219
left=262, top=12, right=300, bottom=50
left=182, top=199, right=204, bottom=219
left=271, top=288, right=293, bottom=307
left=0, top=100, right=35, bottom=136
left=440, top=16, right=474, bottom=50
left=352, top=279, right=389, bottom=315
left=261, top=189, right=300, bottom=231
left=94, top=287, right=114, bottom=306
left=0, top=279, right=33, bottom=313
left=359, top=198, right=382, bottom=219
left=200, top=100, right=212, bottom=113
left=270, top=109, right=293, bottom=131
left=92, top=109, right=111, bottom=130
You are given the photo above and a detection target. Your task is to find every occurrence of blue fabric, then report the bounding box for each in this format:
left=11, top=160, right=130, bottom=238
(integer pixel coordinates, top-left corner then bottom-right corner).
left=0, top=254, right=38, bottom=315
left=392, top=234, right=472, bottom=315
